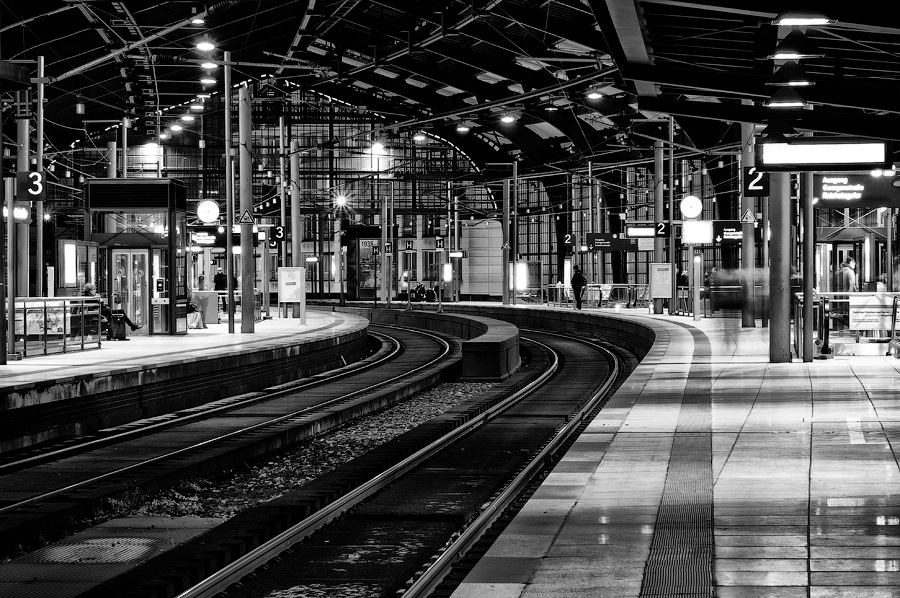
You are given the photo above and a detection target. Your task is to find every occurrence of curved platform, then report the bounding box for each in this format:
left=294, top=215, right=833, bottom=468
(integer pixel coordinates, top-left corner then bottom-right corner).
left=0, top=308, right=370, bottom=452
left=447, top=305, right=900, bottom=598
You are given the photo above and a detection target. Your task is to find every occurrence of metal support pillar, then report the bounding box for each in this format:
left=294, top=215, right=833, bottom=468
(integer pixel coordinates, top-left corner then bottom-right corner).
left=107, top=142, right=117, bottom=177
left=239, top=86, right=254, bottom=333
left=121, top=117, right=128, bottom=178
left=653, top=140, right=665, bottom=313
left=223, top=50, right=235, bottom=333
left=290, top=140, right=302, bottom=317
left=668, top=116, right=676, bottom=308
left=35, top=56, right=45, bottom=297
left=740, top=122, right=756, bottom=327
left=769, top=172, right=792, bottom=362
left=802, top=171, right=815, bottom=362
left=278, top=117, right=287, bottom=271
left=4, top=177, right=15, bottom=357
left=381, top=182, right=389, bottom=305
left=502, top=178, right=510, bottom=305
left=16, top=91, right=30, bottom=297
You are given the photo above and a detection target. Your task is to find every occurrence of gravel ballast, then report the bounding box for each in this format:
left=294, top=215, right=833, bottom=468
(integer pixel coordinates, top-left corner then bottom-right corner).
left=113, top=382, right=494, bottom=520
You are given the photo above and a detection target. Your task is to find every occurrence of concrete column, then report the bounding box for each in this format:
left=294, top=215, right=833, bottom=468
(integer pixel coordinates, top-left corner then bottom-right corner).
left=238, top=86, right=254, bottom=333
left=740, top=122, right=756, bottom=327
left=769, top=172, right=792, bottom=362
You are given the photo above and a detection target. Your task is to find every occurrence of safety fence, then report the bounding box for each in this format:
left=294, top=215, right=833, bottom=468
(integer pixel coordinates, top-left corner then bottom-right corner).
left=12, top=296, right=103, bottom=358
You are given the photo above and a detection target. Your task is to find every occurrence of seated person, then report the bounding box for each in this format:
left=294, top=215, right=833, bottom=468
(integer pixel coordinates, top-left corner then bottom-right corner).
left=82, top=283, right=143, bottom=332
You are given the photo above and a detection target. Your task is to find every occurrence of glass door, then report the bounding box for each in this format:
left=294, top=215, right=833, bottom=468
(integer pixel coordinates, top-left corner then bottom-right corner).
left=110, top=249, right=149, bottom=335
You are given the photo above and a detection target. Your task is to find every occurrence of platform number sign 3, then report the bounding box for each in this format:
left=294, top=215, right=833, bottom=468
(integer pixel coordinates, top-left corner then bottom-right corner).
left=743, top=167, right=770, bottom=197
left=272, top=225, right=286, bottom=242
left=17, top=171, right=46, bottom=202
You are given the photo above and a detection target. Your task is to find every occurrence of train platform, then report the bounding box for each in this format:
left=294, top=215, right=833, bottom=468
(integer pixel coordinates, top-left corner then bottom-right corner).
left=0, top=308, right=371, bottom=453
left=0, top=308, right=359, bottom=391
left=450, top=307, right=900, bottom=598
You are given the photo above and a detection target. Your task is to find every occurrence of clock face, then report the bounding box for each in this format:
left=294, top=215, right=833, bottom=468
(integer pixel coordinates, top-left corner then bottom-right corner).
left=680, top=195, right=702, bottom=219
left=197, top=200, right=220, bottom=223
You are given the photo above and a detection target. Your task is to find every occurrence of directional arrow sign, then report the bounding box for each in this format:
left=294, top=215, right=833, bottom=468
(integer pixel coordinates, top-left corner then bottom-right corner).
left=713, top=220, right=742, bottom=243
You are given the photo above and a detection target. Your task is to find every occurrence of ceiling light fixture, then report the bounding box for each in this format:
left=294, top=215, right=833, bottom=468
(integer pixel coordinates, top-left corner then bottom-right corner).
left=500, top=114, right=516, bottom=124
left=170, top=124, right=183, bottom=132
left=456, top=125, right=470, bottom=132
left=764, top=87, right=807, bottom=108
left=768, top=60, right=813, bottom=86
left=200, top=76, right=216, bottom=85
left=586, top=91, right=603, bottom=100
left=196, top=39, right=215, bottom=52
left=181, top=115, right=195, bottom=122
left=768, top=29, right=824, bottom=60
left=413, top=132, right=426, bottom=141
left=201, top=61, right=218, bottom=69
left=190, top=103, right=203, bottom=110
left=191, top=17, right=205, bottom=25
left=772, top=13, right=836, bottom=26
left=761, top=121, right=798, bottom=139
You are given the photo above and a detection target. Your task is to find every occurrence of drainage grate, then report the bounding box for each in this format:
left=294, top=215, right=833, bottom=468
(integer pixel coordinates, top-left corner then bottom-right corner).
left=18, top=537, right=159, bottom=564
left=640, top=326, right=714, bottom=598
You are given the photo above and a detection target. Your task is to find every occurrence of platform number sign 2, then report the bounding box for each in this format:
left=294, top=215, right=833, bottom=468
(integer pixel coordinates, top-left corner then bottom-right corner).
left=16, top=171, right=46, bottom=202
left=563, top=233, right=575, bottom=245
left=743, top=167, right=770, bottom=197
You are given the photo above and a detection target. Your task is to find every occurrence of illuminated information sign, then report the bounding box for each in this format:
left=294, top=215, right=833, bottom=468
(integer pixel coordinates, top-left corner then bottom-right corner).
left=586, top=232, right=638, bottom=251
left=813, top=174, right=900, bottom=208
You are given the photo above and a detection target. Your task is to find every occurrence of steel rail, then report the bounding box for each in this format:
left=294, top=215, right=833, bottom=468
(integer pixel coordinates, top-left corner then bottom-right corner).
left=0, top=327, right=451, bottom=514
left=402, top=334, right=621, bottom=598
left=0, top=331, right=399, bottom=476
left=174, top=337, right=562, bottom=598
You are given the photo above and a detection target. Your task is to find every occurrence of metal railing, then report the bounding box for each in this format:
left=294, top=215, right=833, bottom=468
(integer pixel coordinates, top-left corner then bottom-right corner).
left=214, top=290, right=265, bottom=322
left=13, top=296, right=103, bottom=357
left=793, top=291, right=900, bottom=358
left=547, top=283, right=651, bottom=309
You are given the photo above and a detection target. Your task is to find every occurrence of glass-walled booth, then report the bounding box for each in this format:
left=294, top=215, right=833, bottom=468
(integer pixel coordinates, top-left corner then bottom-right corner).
left=56, top=239, right=99, bottom=295
left=85, top=178, right=189, bottom=335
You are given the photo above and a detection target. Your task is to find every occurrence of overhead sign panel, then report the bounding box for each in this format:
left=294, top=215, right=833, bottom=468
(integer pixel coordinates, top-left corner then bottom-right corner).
left=681, top=220, right=713, bottom=244
left=756, top=137, right=892, bottom=172
left=713, top=220, right=742, bottom=243
left=813, top=173, right=900, bottom=208
left=625, top=224, right=656, bottom=238
left=586, top=232, right=638, bottom=251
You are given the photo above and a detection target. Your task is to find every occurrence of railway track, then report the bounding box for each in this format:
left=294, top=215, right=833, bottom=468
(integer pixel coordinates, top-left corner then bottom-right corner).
left=146, top=330, right=635, bottom=598
left=0, top=326, right=457, bottom=558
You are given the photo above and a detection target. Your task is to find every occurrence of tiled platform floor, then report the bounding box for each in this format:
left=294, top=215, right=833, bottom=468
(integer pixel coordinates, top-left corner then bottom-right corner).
left=452, top=310, right=900, bottom=598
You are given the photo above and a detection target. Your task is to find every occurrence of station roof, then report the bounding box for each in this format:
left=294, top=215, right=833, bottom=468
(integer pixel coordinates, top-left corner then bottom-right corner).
left=3, top=1, right=900, bottom=176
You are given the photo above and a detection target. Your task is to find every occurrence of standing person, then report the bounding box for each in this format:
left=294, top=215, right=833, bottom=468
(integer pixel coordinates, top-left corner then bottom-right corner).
left=831, top=257, right=857, bottom=329
left=571, top=265, right=587, bottom=310
left=213, top=266, right=228, bottom=311
left=834, top=257, right=858, bottom=292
